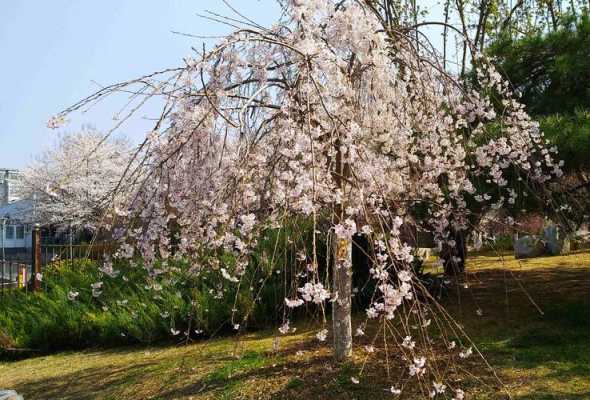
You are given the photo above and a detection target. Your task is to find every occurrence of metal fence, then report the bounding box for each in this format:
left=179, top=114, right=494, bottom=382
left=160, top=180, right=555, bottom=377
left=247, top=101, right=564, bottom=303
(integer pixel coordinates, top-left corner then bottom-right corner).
left=40, top=243, right=115, bottom=267
left=0, top=261, right=32, bottom=295
left=1, top=225, right=115, bottom=296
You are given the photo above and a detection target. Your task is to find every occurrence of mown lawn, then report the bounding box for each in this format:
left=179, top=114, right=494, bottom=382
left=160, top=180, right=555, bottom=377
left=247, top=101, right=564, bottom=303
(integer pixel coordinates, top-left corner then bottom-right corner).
left=1, top=251, right=589, bottom=399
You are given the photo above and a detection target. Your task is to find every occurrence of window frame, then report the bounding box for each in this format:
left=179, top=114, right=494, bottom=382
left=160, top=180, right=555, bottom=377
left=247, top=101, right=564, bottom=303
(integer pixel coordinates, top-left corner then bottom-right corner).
left=16, top=225, right=25, bottom=240
left=5, top=225, right=15, bottom=240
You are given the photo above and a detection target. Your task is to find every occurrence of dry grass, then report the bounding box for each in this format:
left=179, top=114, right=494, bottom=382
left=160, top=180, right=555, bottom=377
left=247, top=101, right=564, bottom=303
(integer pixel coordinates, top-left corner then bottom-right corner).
left=1, top=250, right=590, bottom=399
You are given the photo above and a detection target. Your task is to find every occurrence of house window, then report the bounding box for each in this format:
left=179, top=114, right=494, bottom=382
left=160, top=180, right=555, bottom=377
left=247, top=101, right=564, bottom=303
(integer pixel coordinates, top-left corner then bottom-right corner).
left=16, top=226, right=24, bottom=240
left=5, top=225, right=15, bottom=240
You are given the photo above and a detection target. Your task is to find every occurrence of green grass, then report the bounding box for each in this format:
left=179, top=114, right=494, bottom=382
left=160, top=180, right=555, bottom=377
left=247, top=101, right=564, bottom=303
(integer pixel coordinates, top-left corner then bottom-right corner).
left=1, top=251, right=590, bottom=399
left=202, top=350, right=270, bottom=398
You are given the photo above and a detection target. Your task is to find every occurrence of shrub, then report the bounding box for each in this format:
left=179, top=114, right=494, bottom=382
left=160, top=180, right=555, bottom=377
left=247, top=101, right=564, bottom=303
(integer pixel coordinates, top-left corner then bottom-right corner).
left=0, top=219, right=379, bottom=355
left=0, top=257, right=286, bottom=355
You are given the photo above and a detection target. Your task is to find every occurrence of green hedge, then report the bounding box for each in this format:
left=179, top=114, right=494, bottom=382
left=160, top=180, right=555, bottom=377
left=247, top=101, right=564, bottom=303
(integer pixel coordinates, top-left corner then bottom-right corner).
left=0, top=256, right=285, bottom=355
left=0, top=220, right=378, bottom=356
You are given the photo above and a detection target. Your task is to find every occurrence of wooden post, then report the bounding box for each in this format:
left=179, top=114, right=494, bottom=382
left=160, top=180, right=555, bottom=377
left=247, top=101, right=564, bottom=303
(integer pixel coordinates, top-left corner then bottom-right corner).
left=32, top=224, right=41, bottom=291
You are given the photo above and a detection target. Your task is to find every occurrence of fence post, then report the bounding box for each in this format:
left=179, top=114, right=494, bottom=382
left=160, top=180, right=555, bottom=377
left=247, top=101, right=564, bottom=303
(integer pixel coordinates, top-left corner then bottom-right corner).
left=32, top=224, right=41, bottom=291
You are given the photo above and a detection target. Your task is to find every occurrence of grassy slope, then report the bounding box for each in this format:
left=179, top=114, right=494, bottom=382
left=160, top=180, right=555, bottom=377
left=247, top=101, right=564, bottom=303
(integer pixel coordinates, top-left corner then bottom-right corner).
left=1, top=251, right=590, bottom=399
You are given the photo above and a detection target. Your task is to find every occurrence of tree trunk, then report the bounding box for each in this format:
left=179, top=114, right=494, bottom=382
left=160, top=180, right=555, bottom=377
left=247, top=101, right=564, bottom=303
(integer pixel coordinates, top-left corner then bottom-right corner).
left=332, top=236, right=353, bottom=361
left=442, top=229, right=468, bottom=276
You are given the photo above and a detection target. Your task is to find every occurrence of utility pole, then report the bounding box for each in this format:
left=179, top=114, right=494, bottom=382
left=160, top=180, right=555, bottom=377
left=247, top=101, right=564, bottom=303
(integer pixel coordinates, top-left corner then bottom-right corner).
left=32, top=224, right=41, bottom=291
left=69, top=219, right=73, bottom=262
left=1, top=217, right=5, bottom=295
left=1, top=217, right=5, bottom=261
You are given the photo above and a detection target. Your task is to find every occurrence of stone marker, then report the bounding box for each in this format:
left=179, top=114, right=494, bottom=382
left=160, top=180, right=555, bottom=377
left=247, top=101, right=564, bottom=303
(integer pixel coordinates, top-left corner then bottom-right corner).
left=513, top=235, right=545, bottom=259
left=0, top=390, right=24, bottom=400
left=543, top=224, right=571, bottom=256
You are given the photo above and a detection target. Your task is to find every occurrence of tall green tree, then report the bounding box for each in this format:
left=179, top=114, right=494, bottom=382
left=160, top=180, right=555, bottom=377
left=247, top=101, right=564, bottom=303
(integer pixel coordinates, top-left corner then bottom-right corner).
left=489, top=13, right=590, bottom=115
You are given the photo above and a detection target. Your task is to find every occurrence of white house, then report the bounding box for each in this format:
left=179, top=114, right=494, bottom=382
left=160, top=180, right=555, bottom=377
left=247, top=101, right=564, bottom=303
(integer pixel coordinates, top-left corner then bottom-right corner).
left=0, top=170, right=34, bottom=253
left=0, top=169, right=22, bottom=206
left=0, top=199, right=34, bottom=251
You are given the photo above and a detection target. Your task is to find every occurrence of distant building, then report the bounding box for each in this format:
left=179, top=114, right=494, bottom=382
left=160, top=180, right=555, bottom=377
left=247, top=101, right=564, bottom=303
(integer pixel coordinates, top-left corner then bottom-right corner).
left=0, top=169, right=23, bottom=206
left=0, top=169, right=33, bottom=255
left=0, top=169, right=73, bottom=257
left=0, top=200, right=34, bottom=252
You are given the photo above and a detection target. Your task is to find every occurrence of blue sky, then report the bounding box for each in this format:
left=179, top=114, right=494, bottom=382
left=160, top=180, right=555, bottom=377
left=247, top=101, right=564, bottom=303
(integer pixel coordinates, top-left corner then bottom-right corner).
left=0, top=1, right=448, bottom=170
left=0, top=0, right=282, bottom=169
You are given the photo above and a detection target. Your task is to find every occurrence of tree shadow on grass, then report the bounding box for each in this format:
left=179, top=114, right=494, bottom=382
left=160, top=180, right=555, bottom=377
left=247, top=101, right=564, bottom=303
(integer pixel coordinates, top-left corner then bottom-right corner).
left=6, top=343, right=245, bottom=399
left=443, top=265, right=590, bottom=397
left=153, top=354, right=392, bottom=400
left=11, top=361, right=161, bottom=400
left=512, top=390, right=590, bottom=400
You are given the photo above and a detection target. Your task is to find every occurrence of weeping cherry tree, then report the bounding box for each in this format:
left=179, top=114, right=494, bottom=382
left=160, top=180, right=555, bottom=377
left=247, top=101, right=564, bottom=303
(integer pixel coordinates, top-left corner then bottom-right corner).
left=50, top=0, right=563, bottom=396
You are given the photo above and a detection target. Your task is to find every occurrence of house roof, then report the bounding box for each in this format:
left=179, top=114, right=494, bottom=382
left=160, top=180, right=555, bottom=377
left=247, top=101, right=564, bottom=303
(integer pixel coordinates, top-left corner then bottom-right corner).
left=0, top=199, right=35, bottom=224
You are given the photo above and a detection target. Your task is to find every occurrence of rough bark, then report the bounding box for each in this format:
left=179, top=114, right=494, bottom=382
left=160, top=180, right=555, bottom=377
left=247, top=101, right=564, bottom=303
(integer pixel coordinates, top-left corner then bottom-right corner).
left=442, top=229, right=468, bottom=276
left=332, top=236, right=353, bottom=361
left=331, top=125, right=352, bottom=361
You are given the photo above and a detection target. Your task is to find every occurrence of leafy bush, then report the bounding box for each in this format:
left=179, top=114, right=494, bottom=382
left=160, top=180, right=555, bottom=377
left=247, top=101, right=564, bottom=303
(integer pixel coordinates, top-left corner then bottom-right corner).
left=0, top=256, right=287, bottom=355
left=0, top=218, right=381, bottom=356
left=479, top=234, right=514, bottom=252
left=0, top=260, right=178, bottom=353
